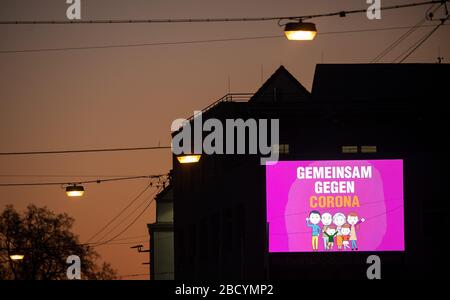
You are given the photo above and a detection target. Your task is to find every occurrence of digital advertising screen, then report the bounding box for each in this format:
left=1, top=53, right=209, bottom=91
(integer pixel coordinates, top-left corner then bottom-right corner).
left=266, top=160, right=404, bottom=253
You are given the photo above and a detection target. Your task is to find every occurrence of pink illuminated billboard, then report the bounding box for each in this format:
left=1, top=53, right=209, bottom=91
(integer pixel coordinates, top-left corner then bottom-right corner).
left=266, top=160, right=404, bottom=252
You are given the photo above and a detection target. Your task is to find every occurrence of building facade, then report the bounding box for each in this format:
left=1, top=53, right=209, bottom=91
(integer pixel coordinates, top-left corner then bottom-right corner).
left=148, top=183, right=174, bottom=280
left=172, top=64, right=449, bottom=279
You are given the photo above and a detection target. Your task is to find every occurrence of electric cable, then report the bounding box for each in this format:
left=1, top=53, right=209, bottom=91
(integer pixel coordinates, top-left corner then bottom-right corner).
left=90, top=186, right=161, bottom=244
left=90, top=186, right=162, bottom=247
left=83, top=182, right=153, bottom=243
left=0, top=174, right=167, bottom=187
left=1, top=24, right=449, bottom=54
left=0, top=146, right=171, bottom=156
left=0, top=1, right=444, bottom=25
left=395, top=17, right=448, bottom=62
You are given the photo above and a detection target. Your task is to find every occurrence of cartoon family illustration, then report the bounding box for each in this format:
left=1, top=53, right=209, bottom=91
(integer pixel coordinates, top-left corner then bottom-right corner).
left=306, top=211, right=365, bottom=251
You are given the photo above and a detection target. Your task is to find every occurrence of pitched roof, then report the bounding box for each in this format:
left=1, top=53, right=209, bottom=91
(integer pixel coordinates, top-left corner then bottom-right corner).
left=249, top=65, right=311, bottom=103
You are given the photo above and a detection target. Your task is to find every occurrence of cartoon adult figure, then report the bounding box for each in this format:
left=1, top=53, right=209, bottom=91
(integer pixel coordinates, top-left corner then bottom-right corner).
left=347, top=212, right=365, bottom=251
left=323, top=225, right=338, bottom=251
left=321, top=212, right=332, bottom=250
left=341, top=224, right=351, bottom=250
left=333, top=213, right=346, bottom=251
left=306, top=211, right=321, bottom=251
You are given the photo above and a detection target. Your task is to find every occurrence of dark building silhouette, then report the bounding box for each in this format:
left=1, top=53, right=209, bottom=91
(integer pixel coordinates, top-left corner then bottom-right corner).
left=172, top=64, right=449, bottom=279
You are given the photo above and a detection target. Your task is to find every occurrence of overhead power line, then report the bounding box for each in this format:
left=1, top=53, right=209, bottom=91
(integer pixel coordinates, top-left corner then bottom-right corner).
left=89, top=187, right=161, bottom=247
left=0, top=145, right=171, bottom=156
left=0, top=174, right=150, bottom=178
left=395, top=17, right=448, bottom=62
left=2, top=183, right=164, bottom=248
left=0, top=35, right=282, bottom=54
left=90, top=239, right=149, bottom=246
left=1, top=24, right=450, bottom=54
left=0, top=1, right=445, bottom=25
left=0, top=174, right=167, bottom=187
left=371, top=17, right=428, bottom=63
left=371, top=2, right=446, bottom=63
left=91, top=189, right=161, bottom=247
left=93, top=187, right=158, bottom=244
left=93, top=234, right=148, bottom=242
left=84, top=182, right=153, bottom=244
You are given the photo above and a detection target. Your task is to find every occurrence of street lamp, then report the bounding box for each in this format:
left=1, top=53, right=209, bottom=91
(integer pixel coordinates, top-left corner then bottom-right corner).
left=284, top=21, right=317, bottom=41
left=66, top=184, right=85, bottom=197
left=177, top=154, right=201, bottom=164
left=9, top=254, right=24, bottom=261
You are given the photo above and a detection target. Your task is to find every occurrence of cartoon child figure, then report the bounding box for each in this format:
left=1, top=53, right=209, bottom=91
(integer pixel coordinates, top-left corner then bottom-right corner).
left=323, top=225, right=338, bottom=251
left=333, top=213, right=346, bottom=251
left=306, top=211, right=321, bottom=251
left=347, top=212, right=365, bottom=251
left=341, top=223, right=351, bottom=250
left=321, top=212, right=332, bottom=250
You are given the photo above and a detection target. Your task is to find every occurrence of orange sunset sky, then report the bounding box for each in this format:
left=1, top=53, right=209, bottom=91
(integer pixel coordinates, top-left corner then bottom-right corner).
left=1, top=0, right=449, bottom=279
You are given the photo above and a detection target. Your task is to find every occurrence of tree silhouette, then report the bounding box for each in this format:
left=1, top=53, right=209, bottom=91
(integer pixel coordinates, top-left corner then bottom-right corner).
left=0, top=204, right=118, bottom=280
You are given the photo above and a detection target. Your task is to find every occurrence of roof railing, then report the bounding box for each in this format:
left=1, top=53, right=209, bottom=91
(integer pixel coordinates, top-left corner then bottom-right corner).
left=185, top=93, right=253, bottom=122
